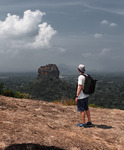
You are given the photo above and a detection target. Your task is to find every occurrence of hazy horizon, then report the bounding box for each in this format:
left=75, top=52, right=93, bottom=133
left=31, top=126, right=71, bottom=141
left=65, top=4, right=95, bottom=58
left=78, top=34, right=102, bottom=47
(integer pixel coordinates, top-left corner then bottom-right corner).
left=0, top=64, right=124, bottom=76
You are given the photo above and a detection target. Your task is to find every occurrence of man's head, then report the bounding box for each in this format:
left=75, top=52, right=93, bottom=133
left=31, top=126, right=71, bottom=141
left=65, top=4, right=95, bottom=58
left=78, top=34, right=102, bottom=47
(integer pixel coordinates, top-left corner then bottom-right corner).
left=78, top=64, right=85, bottom=73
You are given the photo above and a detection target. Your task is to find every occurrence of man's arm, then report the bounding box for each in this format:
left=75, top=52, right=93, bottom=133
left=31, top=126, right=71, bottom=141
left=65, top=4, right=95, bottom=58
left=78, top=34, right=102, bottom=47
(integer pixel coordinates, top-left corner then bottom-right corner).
left=75, top=84, right=82, bottom=103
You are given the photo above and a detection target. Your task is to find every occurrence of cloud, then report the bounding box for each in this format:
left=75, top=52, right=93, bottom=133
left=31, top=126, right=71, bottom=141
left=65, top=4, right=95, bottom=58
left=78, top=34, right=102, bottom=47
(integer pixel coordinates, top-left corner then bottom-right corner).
left=81, top=48, right=111, bottom=58
left=94, top=33, right=103, bottom=38
left=82, top=2, right=124, bottom=16
left=101, top=20, right=117, bottom=27
left=0, top=10, right=44, bottom=36
left=100, top=48, right=111, bottom=55
left=110, top=23, right=117, bottom=27
left=29, top=22, right=57, bottom=49
left=0, top=10, right=56, bottom=54
left=101, top=20, right=109, bottom=25
left=82, top=52, right=92, bottom=58
left=58, top=47, right=66, bottom=53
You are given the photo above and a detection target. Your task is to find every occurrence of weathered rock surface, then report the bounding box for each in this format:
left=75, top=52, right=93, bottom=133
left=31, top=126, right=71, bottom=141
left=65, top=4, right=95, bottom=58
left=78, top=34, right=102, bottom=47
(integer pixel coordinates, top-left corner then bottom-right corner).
left=0, top=95, right=124, bottom=150
left=37, top=64, right=60, bottom=79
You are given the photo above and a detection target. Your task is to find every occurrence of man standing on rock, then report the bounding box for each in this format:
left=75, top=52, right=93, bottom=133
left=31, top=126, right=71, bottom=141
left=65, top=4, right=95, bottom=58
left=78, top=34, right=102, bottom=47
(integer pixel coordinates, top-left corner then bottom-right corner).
left=75, top=64, right=92, bottom=127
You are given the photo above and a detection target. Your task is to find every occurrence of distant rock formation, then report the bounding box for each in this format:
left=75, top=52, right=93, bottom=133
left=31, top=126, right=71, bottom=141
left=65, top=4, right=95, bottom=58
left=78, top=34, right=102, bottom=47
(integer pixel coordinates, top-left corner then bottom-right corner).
left=37, top=64, right=60, bottom=79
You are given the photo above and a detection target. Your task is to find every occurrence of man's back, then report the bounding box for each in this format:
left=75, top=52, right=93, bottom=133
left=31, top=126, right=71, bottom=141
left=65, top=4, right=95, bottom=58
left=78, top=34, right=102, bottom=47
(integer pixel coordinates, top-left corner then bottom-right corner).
left=77, top=74, right=89, bottom=99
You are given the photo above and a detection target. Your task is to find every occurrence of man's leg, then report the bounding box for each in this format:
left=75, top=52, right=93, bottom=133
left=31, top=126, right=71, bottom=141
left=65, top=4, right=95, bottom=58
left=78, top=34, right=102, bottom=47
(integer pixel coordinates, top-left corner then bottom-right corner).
left=81, top=111, right=85, bottom=124
left=84, top=97, right=92, bottom=123
left=85, top=110, right=91, bottom=122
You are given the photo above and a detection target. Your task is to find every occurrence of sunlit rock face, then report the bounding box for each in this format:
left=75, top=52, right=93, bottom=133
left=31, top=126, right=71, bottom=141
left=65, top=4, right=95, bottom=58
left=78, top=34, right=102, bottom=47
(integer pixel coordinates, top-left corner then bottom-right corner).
left=37, top=64, right=60, bottom=79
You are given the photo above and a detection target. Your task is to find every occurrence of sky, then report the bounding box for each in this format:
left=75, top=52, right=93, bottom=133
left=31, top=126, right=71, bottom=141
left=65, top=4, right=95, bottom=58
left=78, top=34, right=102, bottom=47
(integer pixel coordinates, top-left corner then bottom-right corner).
left=0, top=0, right=124, bottom=73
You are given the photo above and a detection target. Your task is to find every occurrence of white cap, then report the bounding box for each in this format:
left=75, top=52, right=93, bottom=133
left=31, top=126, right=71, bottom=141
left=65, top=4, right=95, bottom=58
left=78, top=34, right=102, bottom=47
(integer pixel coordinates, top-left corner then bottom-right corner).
left=78, top=64, right=85, bottom=72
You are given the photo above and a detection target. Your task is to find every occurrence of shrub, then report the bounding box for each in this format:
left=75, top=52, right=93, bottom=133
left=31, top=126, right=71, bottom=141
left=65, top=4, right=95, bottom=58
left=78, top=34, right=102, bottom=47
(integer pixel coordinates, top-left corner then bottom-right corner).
left=0, top=83, right=4, bottom=94
left=14, top=91, right=32, bottom=99
left=3, top=88, right=15, bottom=97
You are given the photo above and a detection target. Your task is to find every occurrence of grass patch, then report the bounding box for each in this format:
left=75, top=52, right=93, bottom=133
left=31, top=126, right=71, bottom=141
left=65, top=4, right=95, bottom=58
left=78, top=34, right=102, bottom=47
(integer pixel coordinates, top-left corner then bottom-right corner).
left=53, top=98, right=76, bottom=106
left=89, top=104, right=100, bottom=108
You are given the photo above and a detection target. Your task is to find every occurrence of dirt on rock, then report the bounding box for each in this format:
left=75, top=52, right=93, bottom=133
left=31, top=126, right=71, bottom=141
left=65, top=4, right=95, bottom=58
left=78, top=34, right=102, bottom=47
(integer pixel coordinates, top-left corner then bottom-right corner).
left=0, top=95, right=124, bottom=150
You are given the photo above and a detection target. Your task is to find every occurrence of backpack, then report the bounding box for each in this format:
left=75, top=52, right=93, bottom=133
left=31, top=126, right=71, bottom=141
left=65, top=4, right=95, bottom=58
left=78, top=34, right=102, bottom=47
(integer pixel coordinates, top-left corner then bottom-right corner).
left=82, top=74, right=97, bottom=94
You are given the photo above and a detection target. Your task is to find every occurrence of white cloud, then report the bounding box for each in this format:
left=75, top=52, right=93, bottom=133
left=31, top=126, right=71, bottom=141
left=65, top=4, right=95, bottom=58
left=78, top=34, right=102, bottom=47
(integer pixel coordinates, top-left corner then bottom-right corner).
left=0, top=10, right=56, bottom=53
left=94, top=33, right=103, bottom=38
left=82, top=2, right=124, bottom=16
left=82, top=48, right=111, bottom=58
left=110, top=23, right=117, bottom=27
left=101, top=20, right=117, bottom=27
left=100, top=48, right=111, bottom=55
left=0, top=10, right=45, bottom=37
left=29, top=22, right=56, bottom=48
left=101, top=20, right=109, bottom=25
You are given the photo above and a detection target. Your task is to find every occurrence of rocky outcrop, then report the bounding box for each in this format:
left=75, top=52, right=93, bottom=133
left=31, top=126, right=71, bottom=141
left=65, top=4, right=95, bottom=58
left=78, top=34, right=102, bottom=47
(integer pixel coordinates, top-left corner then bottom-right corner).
left=0, top=95, right=124, bottom=150
left=37, top=64, right=60, bottom=79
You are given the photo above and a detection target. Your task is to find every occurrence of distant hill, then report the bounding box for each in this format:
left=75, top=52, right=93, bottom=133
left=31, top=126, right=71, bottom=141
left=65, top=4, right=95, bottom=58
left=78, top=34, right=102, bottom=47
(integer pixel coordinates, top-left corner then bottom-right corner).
left=58, top=64, right=77, bottom=75
left=0, top=95, right=124, bottom=150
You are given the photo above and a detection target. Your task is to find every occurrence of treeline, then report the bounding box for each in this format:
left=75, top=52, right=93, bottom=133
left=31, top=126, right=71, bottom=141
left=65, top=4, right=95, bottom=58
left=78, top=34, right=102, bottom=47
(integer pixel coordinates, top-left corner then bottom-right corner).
left=23, top=74, right=76, bottom=101
left=0, top=83, right=31, bottom=99
left=88, top=75, right=124, bottom=110
left=59, top=73, right=124, bottom=110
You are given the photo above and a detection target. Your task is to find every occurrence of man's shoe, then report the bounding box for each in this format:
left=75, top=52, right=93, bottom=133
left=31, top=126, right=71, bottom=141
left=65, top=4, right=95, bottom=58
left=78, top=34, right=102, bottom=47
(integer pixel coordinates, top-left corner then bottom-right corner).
left=86, top=122, right=93, bottom=126
left=76, top=123, right=86, bottom=128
